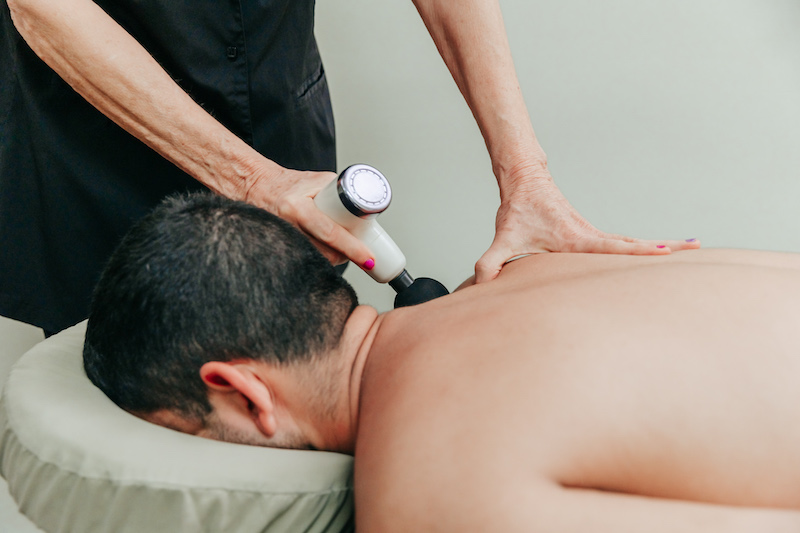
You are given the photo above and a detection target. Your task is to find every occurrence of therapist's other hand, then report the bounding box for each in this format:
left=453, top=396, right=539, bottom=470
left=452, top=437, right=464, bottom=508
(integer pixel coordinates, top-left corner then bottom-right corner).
left=244, top=168, right=374, bottom=270
left=474, top=169, right=701, bottom=284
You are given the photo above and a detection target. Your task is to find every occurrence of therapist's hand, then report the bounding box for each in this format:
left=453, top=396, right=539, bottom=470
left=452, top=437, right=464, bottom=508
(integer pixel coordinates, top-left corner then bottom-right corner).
left=474, top=167, right=701, bottom=284
left=244, top=168, right=375, bottom=270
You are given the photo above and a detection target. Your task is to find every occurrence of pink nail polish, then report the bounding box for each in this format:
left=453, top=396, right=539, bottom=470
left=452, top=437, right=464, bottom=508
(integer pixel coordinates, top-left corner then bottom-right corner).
left=363, top=259, right=375, bottom=270
left=656, top=245, right=666, bottom=249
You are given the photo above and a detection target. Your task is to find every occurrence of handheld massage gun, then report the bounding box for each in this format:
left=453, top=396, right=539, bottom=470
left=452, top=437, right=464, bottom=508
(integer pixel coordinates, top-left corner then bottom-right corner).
left=314, top=164, right=449, bottom=308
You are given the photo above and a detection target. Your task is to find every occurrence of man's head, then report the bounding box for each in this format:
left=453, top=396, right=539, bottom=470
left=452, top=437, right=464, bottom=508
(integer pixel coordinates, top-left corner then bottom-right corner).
left=84, top=192, right=358, bottom=449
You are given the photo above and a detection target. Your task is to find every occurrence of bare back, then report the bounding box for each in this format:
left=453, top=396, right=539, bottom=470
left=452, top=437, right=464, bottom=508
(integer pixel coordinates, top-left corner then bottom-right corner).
left=355, top=249, right=800, bottom=532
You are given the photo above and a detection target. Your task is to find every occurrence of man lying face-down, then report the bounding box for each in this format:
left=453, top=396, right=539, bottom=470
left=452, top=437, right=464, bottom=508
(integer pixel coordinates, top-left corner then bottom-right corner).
left=84, top=193, right=800, bottom=532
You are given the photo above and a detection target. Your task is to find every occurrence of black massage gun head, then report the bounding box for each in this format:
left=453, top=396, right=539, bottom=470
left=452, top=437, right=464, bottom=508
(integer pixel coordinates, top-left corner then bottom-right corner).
left=393, top=277, right=450, bottom=308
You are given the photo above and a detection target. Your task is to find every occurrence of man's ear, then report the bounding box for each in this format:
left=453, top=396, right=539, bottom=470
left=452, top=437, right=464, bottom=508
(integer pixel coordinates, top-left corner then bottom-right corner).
left=199, top=361, right=278, bottom=436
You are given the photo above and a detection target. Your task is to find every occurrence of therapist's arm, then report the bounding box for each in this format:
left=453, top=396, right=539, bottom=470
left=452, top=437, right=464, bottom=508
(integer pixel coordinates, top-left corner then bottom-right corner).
left=7, top=0, right=373, bottom=268
left=411, top=0, right=700, bottom=283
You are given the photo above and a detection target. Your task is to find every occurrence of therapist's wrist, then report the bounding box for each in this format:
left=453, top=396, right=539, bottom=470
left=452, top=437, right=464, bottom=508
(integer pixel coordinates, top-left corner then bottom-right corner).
left=239, top=157, right=289, bottom=210
left=182, top=131, right=274, bottom=204
left=493, top=153, right=553, bottom=204
left=204, top=141, right=281, bottom=206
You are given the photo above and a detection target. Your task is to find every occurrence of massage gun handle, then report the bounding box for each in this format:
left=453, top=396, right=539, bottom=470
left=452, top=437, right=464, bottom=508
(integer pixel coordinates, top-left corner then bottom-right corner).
left=314, top=173, right=407, bottom=283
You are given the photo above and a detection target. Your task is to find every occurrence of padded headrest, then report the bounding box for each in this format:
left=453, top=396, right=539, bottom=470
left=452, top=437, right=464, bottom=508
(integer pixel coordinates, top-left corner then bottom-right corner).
left=0, top=322, right=354, bottom=532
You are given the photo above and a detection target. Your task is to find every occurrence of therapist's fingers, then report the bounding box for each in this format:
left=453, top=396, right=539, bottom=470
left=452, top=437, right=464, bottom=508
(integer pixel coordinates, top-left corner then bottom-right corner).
left=475, top=235, right=533, bottom=284
left=630, top=237, right=702, bottom=252
left=562, top=232, right=704, bottom=255
left=596, top=234, right=703, bottom=253
left=569, top=236, right=674, bottom=255
left=283, top=196, right=376, bottom=270
left=474, top=247, right=505, bottom=284
left=244, top=167, right=376, bottom=271
left=667, top=238, right=702, bottom=251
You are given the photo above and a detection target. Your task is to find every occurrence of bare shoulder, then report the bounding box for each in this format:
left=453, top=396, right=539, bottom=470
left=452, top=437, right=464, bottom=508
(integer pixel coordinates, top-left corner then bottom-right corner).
left=353, top=298, right=557, bottom=531
left=353, top=301, right=529, bottom=531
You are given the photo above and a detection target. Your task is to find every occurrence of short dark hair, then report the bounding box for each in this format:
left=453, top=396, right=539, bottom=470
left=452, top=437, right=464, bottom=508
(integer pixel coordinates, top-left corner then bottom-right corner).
left=83, top=192, right=357, bottom=421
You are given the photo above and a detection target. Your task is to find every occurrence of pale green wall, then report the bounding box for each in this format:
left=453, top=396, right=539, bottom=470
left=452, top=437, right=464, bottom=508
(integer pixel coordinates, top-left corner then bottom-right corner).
left=317, top=0, right=800, bottom=311
left=3, top=1, right=799, bottom=331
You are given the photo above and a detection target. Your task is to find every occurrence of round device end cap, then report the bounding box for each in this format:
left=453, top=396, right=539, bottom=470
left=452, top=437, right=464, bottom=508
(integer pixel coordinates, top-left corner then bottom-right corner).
left=338, top=164, right=392, bottom=216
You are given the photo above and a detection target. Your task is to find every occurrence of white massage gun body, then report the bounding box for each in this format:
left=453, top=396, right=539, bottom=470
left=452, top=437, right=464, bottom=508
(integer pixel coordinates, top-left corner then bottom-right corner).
left=314, top=164, right=407, bottom=284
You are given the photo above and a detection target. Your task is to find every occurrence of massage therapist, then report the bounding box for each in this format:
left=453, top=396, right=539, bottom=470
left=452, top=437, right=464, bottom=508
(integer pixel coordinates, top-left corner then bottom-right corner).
left=0, top=0, right=697, bottom=335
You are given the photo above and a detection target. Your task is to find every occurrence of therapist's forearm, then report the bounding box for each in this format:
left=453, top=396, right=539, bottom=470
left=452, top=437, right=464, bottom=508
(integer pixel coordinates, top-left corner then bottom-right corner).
left=411, top=0, right=549, bottom=196
left=7, top=0, right=279, bottom=200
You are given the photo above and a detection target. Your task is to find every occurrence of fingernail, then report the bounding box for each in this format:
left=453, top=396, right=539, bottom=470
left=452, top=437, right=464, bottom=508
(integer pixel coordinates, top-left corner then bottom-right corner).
left=363, top=259, right=375, bottom=271
left=656, top=245, right=666, bottom=249
left=685, top=238, right=697, bottom=243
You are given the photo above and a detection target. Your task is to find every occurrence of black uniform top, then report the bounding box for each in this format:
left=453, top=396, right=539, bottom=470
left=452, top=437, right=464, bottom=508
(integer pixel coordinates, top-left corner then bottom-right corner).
left=0, top=0, right=336, bottom=333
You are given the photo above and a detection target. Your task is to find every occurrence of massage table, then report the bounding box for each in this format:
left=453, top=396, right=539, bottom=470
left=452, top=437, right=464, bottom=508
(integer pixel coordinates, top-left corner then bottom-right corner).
left=0, top=322, right=354, bottom=532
